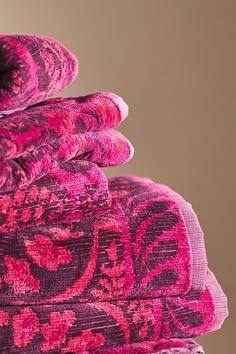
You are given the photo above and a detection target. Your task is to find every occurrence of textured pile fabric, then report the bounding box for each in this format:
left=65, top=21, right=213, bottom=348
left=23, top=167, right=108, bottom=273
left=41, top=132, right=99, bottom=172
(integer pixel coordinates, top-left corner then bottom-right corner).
left=0, top=34, right=228, bottom=353
left=0, top=92, right=132, bottom=192
left=0, top=34, right=78, bottom=113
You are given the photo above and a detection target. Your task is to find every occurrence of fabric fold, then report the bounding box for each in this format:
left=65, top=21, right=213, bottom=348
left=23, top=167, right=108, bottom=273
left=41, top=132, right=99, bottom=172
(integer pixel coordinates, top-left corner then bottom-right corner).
left=0, top=271, right=227, bottom=353
left=0, top=34, right=78, bottom=113
left=0, top=129, right=134, bottom=192
left=0, top=176, right=211, bottom=304
left=0, top=92, right=128, bottom=159
left=0, top=160, right=111, bottom=233
left=0, top=33, right=228, bottom=354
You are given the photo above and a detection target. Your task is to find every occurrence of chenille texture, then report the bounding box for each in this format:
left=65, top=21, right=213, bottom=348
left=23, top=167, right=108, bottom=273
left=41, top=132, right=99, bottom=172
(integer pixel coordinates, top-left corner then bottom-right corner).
left=0, top=34, right=78, bottom=113
left=0, top=34, right=228, bottom=353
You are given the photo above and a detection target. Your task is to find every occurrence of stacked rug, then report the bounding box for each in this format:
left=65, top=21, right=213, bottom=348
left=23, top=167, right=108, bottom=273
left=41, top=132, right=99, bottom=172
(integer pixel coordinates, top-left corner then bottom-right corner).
left=0, top=35, right=228, bottom=353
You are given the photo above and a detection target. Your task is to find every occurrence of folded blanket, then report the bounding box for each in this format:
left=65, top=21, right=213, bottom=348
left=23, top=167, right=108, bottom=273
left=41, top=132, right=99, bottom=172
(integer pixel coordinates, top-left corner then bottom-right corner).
left=0, top=169, right=228, bottom=352
left=0, top=173, right=210, bottom=304
left=0, top=34, right=78, bottom=114
left=0, top=270, right=227, bottom=352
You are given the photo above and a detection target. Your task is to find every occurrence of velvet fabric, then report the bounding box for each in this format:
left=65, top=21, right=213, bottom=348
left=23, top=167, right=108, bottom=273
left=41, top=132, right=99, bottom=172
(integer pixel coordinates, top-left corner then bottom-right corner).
left=0, top=34, right=228, bottom=353
left=0, top=173, right=228, bottom=352
left=0, top=92, right=130, bottom=192
left=0, top=34, right=78, bottom=113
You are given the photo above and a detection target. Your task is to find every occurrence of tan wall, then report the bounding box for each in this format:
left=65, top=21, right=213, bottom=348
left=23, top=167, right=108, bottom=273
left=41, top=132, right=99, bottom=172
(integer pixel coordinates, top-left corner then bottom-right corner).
left=1, top=1, right=235, bottom=352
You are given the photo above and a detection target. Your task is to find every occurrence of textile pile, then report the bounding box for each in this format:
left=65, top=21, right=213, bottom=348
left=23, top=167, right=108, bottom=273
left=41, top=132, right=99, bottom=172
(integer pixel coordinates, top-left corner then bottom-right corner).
left=0, top=35, right=228, bottom=353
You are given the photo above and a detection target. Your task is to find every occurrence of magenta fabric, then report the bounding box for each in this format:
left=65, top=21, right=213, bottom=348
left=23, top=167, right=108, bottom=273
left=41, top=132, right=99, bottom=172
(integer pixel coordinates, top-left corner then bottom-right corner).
left=0, top=33, right=228, bottom=354
left=0, top=129, right=133, bottom=192
left=0, top=269, right=227, bottom=352
left=0, top=161, right=111, bottom=233
left=0, top=174, right=208, bottom=301
left=0, top=92, right=131, bottom=192
left=0, top=34, right=78, bottom=113
left=0, top=93, right=128, bottom=159
left=0, top=174, right=228, bottom=352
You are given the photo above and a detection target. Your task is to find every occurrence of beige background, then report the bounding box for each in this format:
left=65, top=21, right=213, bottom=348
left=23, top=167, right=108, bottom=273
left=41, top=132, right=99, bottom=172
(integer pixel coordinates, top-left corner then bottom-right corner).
left=1, top=1, right=235, bottom=353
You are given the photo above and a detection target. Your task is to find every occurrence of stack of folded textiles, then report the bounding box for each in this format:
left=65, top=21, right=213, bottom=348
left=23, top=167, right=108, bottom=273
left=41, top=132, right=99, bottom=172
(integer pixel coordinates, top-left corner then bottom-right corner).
left=0, top=35, right=228, bottom=354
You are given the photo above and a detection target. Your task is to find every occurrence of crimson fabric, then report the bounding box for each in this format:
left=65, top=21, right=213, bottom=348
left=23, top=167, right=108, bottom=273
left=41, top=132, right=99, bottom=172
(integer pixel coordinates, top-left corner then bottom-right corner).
left=0, top=173, right=207, bottom=299
left=0, top=173, right=228, bottom=352
left=0, top=92, right=131, bottom=192
left=0, top=33, right=228, bottom=354
left=0, top=93, right=127, bottom=159
left=0, top=34, right=78, bottom=113
left=0, top=129, right=133, bottom=192
left=0, top=161, right=111, bottom=233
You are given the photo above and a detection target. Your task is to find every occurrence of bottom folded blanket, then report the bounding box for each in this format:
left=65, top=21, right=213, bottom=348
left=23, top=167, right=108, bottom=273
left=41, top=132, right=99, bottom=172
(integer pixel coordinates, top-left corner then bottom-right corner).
left=0, top=168, right=228, bottom=352
left=0, top=270, right=227, bottom=353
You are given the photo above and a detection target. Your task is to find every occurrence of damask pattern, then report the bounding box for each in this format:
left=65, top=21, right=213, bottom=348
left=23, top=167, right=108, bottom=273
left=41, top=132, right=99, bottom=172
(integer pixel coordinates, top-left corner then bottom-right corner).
left=0, top=33, right=228, bottom=353
left=0, top=93, right=126, bottom=159
left=0, top=129, right=133, bottom=192
left=0, top=34, right=78, bottom=113
left=0, top=281, right=217, bottom=352
left=0, top=176, right=228, bottom=352
left=0, top=160, right=111, bottom=233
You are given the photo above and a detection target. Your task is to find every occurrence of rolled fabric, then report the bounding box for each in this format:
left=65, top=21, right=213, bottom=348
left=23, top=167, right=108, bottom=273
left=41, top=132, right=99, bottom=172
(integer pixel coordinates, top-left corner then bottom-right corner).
left=0, top=129, right=134, bottom=192
left=0, top=271, right=227, bottom=353
left=0, top=176, right=209, bottom=304
left=0, top=34, right=78, bottom=113
left=0, top=92, right=128, bottom=159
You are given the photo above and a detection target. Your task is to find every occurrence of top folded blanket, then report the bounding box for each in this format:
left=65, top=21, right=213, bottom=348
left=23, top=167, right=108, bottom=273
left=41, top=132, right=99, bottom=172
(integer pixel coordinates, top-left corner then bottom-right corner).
left=0, top=34, right=78, bottom=113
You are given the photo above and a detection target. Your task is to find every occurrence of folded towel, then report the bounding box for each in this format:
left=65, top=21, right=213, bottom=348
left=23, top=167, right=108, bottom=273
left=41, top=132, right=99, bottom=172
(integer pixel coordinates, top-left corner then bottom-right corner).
left=0, top=129, right=133, bottom=192
left=0, top=91, right=130, bottom=192
left=0, top=174, right=211, bottom=304
left=0, top=92, right=128, bottom=159
left=0, top=169, right=228, bottom=352
left=0, top=34, right=78, bottom=114
left=0, top=33, right=227, bottom=354
left=0, top=270, right=227, bottom=352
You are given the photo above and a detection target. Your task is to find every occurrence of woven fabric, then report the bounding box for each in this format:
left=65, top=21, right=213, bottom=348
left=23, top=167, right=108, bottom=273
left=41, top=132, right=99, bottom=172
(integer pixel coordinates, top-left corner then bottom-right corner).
left=0, top=92, right=131, bottom=192
left=0, top=175, right=228, bottom=352
left=0, top=34, right=78, bottom=113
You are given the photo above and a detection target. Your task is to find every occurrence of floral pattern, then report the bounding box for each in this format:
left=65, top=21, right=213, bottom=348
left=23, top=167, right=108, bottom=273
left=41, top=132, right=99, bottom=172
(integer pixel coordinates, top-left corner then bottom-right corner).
left=0, top=34, right=78, bottom=112
left=0, top=310, right=9, bottom=326
left=41, top=310, right=76, bottom=352
left=12, top=308, right=39, bottom=347
left=61, top=330, right=105, bottom=353
left=0, top=176, right=227, bottom=351
left=25, top=235, right=72, bottom=271
left=4, top=256, right=40, bottom=294
left=0, top=160, right=111, bottom=233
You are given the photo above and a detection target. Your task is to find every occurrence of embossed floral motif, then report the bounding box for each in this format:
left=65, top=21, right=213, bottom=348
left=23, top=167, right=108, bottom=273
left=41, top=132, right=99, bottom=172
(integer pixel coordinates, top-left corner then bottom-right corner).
left=25, top=235, right=72, bottom=271
left=41, top=310, right=76, bottom=352
left=0, top=310, right=9, bottom=326
left=90, top=239, right=125, bottom=300
left=128, top=301, right=155, bottom=340
left=4, top=255, right=40, bottom=294
left=51, top=225, right=84, bottom=241
left=13, top=308, right=39, bottom=347
left=61, top=330, right=105, bottom=353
